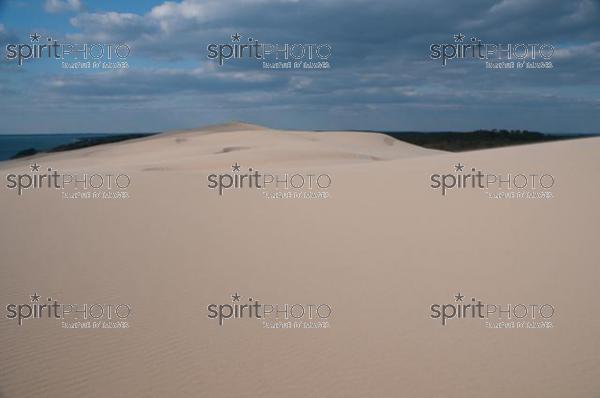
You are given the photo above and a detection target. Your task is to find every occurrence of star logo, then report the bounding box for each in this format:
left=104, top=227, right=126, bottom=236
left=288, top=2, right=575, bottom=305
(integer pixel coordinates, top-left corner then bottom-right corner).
left=454, top=163, right=464, bottom=172
left=454, top=293, right=464, bottom=302
left=232, top=163, right=241, bottom=172
left=454, top=33, right=465, bottom=43
left=232, top=293, right=241, bottom=302
left=30, top=292, right=41, bottom=302
left=30, top=33, right=41, bottom=42
left=31, top=163, right=40, bottom=172
left=231, top=33, right=241, bottom=42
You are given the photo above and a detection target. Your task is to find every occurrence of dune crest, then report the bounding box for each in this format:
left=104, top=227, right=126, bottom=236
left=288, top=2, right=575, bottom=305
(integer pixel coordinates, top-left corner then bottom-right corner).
left=169, top=121, right=271, bottom=134
left=0, top=123, right=444, bottom=172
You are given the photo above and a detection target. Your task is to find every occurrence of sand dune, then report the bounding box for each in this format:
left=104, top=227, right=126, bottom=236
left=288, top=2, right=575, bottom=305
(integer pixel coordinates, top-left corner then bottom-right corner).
left=0, top=123, right=442, bottom=173
left=0, top=124, right=598, bottom=397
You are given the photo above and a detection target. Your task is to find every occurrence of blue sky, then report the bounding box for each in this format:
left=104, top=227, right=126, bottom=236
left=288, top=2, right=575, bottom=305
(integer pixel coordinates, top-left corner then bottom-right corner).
left=0, top=0, right=599, bottom=134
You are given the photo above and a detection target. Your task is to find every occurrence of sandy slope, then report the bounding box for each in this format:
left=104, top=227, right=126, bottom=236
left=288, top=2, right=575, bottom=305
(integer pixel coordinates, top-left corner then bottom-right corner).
left=0, top=123, right=442, bottom=174
left=0, top=124, right=598, bottom=398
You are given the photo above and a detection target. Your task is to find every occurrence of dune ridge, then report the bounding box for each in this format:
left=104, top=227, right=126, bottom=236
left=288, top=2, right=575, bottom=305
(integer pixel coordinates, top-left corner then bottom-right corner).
left=0, top=123, right=443, bottom=172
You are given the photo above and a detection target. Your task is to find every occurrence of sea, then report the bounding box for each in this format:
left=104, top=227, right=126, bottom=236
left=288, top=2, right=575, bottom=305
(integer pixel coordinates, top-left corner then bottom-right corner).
left=0, top=133, right=120, bottom=161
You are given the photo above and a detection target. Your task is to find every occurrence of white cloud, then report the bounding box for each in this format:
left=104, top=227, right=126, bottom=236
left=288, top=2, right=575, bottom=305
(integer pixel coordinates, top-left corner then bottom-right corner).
left=552, top=41, right=600, bottom=59
left=44, top=0, right=83, bottom=13
left=562, top=0, right=599, bottom=24
left=488, top=0, right=544, bottom=14
left=69, top=12, right=154, bottom=42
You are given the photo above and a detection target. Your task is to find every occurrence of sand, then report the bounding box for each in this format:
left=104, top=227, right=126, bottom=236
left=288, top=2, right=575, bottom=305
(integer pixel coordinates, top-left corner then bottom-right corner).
left=0, top=123, right=598, bottom=397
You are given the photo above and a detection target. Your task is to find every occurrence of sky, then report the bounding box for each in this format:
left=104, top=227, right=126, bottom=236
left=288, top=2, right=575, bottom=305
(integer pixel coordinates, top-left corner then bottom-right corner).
left=0, top=0, right=598, bottom=134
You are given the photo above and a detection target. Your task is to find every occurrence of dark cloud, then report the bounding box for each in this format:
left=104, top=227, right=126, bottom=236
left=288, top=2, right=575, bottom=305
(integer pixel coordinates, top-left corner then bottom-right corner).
left=1, top=0, right=599, bottom=133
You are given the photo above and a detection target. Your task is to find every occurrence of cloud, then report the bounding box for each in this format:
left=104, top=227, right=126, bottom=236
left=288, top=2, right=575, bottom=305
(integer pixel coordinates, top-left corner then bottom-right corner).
left=70, top=12, right=157, bottom=42
left=35, top=66, right=284, bottom=104
left=44, top=0, right=83, bottom=13
left=2, top=0, right=600, bottom=133
left=0, top=23, right=18, bottom=47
